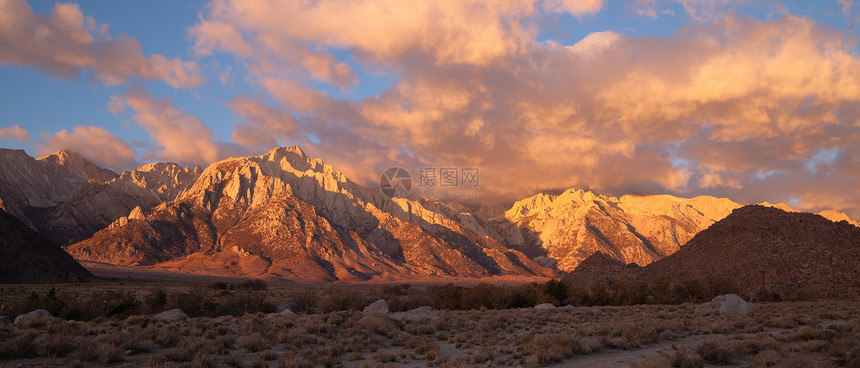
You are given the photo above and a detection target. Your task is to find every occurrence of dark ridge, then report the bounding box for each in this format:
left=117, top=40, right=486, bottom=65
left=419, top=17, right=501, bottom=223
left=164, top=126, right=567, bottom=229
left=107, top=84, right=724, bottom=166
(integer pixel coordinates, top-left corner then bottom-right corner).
left=0, top=209, right=93, bottom=283
left=567, top=205, right=860, bottom=299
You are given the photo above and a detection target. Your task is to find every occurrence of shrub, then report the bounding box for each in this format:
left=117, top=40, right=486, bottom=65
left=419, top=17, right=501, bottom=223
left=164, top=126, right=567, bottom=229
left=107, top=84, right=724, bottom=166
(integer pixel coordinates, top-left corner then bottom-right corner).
left=238, top=333, right=269, bottom=352
left=290, top=290, right=319, bottom=314
left=695, top=341, right=736, bottom=364
left=754, top=349, right=781, bottom=367
left=372, top=352, right=396, bottom=363
left=319, top=290, right=366, bottom=313
left=528, top=334, right=573, bottom=364
left=238, top=279, right=268, bottom=291
left=461, top=283, right=505, bottom=310
left=671, top=349, right=704, bottom=368
left=428, top=283, right=464, bottom=310
left=506, top=284, right=540, bottom=308
left=38, top=333, right=76, bottom=358
left=541, top=279, right=568, bottom=305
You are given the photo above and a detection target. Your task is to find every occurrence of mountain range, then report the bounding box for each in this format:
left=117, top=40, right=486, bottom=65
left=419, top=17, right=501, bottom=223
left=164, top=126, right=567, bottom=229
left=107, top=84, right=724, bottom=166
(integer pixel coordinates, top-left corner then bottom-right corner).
left=0, top=146, right=857, bottom=284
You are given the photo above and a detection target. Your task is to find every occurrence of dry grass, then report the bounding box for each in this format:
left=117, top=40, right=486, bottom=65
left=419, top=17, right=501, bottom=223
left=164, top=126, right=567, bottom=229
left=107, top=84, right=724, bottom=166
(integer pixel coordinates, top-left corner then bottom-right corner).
left=1, top=284, right=859, bottom=367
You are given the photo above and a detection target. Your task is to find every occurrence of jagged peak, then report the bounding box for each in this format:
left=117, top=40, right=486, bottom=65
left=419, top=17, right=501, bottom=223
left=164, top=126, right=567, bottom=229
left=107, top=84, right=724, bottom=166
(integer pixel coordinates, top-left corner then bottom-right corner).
left=269, top=145, right=307, bottom=157
left=198, top=146, right=333, bottom=179
left=36, top=149, right=118, bottom=183
left=758, top=201, right=796, bottom=213
left=135, top=161, right=184, bottom=172
left=506, top=188, right=613, bottom=219
left=38, top=149, right=85, bottom=164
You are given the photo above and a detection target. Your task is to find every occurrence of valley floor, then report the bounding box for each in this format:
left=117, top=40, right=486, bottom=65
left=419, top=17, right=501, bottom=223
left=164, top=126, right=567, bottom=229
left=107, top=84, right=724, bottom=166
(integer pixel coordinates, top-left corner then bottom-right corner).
left=1, top=293, right=858, bottom=367
left=79, top=260, right=554, bottom=288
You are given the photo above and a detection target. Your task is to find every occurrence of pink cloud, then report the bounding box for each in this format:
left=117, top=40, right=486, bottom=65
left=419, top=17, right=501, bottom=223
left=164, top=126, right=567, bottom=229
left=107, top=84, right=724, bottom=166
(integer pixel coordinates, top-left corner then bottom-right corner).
left=119, top=86, right=221, bottom=166
left=0, top=0, right=203, bottom=88
left=190, top=0, right=541, bottom=87
left=38, top=126, right=137, bottom=169
left=196, top=1, right=860, bottom=220
left=0, top=125, right=30, bottom=142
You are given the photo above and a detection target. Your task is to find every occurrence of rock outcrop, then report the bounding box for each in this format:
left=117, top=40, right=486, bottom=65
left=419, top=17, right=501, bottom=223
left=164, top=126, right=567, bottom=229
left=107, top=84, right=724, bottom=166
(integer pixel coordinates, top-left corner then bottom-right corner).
left=13, top=309, right=53, bottom=325
left=391, top=306, right=439, bottom=321
left=154, top=309, right=188, bottom=321
left=108, top=162, right=201, bottom=203
left=695, top=294, right=753, bottom=316
left=363, top=299, right=390, bottom=314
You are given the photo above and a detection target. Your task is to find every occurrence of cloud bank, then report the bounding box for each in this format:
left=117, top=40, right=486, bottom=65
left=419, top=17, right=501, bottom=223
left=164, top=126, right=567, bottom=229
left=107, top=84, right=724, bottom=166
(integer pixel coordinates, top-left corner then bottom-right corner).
left=3, top=0, right=860, bottom=220
left=0, top=0, right=203, bottom=88
left=186, top=0, right=860, bottom=218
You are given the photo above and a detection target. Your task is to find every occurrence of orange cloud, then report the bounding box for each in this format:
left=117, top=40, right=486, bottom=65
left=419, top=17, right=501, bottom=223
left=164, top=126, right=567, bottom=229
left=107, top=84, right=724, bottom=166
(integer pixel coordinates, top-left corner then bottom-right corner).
left=191, top=0, right=541, bottom=87
left=0, top=0, right=203, bottom=88
left=0, top=125, right=30, bottom=142
left=119, top=86, right=221, bottom=165
left=197, top=1, right=860, bottom=219
left=38, top=126, right=137, bottom=169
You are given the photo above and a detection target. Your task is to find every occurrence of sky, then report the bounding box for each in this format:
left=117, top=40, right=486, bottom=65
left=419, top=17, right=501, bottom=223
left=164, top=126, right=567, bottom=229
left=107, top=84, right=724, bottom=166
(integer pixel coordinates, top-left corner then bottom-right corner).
left=1, top=0, right=860, bottom=218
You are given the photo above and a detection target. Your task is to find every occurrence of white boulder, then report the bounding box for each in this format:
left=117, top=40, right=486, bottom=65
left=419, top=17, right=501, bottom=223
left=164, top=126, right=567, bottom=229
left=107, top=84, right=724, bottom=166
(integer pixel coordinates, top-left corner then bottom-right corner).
left=154, top=309, right=188, bottom=321
left=695, top=294, right=752, bottom=316
left=391, top=306, right=439, bottom=321
left=534, top=303, right=556, bottom=310
left=363, top=299, right=390, bottom=314
left=14, top=309, right=52, bottom=325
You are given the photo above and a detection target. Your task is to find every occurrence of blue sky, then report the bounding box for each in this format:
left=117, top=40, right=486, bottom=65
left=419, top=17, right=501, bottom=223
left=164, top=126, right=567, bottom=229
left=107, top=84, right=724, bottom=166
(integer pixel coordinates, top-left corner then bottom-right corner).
left=2, top=0, right=860, bottom=217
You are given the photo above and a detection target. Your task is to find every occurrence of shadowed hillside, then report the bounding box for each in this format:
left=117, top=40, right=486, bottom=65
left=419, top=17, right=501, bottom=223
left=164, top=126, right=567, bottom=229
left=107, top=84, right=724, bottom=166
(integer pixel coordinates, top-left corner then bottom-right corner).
left=0, top=209, right=92, bottom=283
left=567, top=205, right=860, bottom=300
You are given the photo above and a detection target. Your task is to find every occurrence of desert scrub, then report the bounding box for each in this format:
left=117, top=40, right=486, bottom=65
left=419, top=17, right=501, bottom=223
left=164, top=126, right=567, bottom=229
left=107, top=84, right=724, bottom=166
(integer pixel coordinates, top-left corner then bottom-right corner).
left=694, top=341, right=736, bottom=364
left=237, top=332, right=269, bottom=352
left=526, top=333, right=574, bottom=364
left=670, top=349, right=705, bottom=368
left=372, top=351, right=397, bottom=363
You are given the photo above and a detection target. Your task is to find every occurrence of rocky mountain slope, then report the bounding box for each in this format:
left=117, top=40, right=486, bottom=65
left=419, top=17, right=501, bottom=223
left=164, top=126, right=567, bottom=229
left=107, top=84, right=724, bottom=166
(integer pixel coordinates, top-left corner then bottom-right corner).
left=67, top=146, right=552, bottom=282
left=455, top=190, right=740, bottom=271
left=0, top=149, right=200, bottom=245
left=456, top=190, right=857, bottom=272
left=0, top=209, right=92, bottom=283
left=567, top=205, right=860, bottom=299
